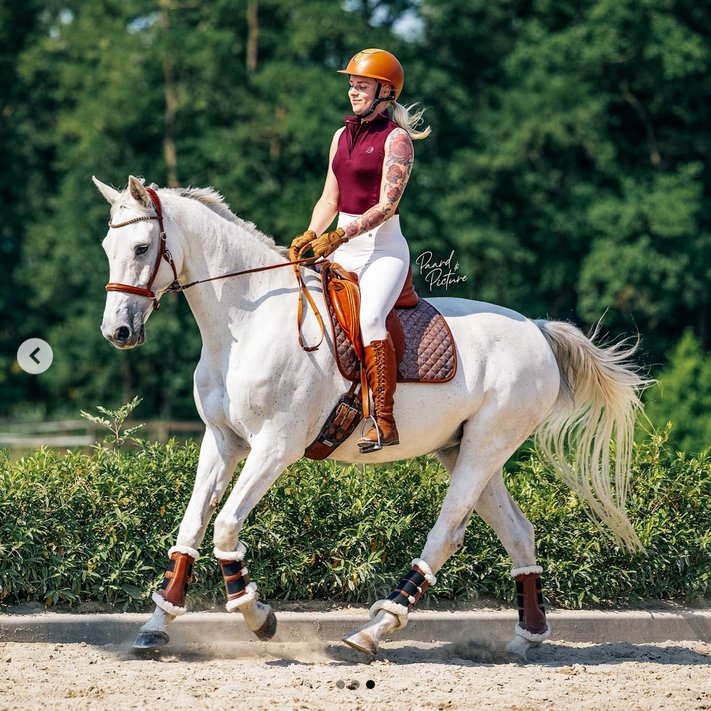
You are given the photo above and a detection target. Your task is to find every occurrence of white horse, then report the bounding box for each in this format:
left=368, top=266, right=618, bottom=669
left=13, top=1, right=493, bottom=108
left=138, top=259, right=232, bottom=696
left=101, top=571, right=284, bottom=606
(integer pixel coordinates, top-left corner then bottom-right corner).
left=94, top=176, right=646, bottom=658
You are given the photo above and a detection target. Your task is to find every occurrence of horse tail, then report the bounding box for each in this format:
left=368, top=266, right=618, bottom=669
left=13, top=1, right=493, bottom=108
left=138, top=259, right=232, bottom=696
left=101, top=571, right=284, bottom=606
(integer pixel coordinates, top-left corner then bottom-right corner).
left=533, top=319, right=651, bottom=551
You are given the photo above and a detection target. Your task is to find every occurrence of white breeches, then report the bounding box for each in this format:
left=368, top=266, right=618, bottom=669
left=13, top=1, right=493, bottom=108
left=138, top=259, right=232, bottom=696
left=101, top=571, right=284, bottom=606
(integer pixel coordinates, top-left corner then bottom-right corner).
left=331, top=213, right=410, bottom=344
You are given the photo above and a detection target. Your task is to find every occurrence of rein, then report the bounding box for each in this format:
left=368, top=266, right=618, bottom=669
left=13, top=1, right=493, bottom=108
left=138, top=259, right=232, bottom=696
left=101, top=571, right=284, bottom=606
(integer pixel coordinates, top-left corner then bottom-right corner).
left=106, top=187, right=327, bottom=350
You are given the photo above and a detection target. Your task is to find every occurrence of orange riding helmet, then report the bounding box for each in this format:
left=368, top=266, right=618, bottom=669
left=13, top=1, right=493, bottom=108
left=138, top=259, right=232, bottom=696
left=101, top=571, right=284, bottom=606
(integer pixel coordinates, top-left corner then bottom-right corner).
left=338, top=48, right=404, bottom=100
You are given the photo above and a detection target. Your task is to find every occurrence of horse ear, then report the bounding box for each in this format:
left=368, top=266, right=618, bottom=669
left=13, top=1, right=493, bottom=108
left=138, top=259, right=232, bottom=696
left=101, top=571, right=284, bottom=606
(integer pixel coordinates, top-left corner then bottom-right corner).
left=92, top=176, right=121, bottom=205
left=128, top=175, right=151, bottom=208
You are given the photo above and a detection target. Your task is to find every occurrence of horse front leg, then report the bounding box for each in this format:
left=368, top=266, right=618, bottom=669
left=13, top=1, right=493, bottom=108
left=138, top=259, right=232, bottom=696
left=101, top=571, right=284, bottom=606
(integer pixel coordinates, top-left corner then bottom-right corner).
left=210, top=439, right=302, bottom=640
left=133, top=425, right=247, bottom=650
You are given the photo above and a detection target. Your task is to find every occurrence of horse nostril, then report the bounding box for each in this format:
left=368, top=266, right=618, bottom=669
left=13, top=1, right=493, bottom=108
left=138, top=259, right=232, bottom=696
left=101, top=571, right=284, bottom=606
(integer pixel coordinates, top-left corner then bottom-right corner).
left=114, top=326, right=130, bottom=342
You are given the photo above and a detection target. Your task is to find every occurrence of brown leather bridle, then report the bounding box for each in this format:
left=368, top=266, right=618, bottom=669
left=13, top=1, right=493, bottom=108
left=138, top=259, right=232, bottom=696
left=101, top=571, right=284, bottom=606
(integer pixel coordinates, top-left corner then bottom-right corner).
left=106, top=187, right=179, bottom=311
left=105, top=187, right=326, bottom=349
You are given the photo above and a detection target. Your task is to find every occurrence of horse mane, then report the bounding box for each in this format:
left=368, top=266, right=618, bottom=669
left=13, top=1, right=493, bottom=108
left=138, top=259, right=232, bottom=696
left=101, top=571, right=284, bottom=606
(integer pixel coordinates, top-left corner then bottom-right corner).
left=172, top=186, right=288, bottom=257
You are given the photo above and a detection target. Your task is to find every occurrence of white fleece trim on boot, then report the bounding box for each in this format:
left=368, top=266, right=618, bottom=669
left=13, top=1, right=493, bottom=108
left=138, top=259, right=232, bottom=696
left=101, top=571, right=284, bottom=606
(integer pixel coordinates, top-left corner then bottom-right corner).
left=213, top=541, right=247, bottom=561
left=514, top=623, right=551, bottom=643
left=168, top=545, right=200, bottom=561
left=225, top=582, right=259, bottom=611
left=412, top=558, right=437, bottom=586
left=511, top=565, right=543, bottom=578
left=369, top=599, right=409, bottom=630
left=152, top=590, right=187, bottom=617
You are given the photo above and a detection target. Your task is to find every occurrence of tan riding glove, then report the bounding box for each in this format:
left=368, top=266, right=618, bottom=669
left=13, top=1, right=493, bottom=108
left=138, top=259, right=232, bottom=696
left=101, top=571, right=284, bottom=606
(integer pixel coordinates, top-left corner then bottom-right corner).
left=290, top=230, right=317, bottom=254
left=311, top=228, right=348, bottom=258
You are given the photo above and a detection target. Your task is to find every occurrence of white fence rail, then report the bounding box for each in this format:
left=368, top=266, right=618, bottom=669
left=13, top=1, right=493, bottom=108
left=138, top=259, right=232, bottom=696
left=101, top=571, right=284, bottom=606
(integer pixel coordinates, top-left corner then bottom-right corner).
left=0, top=420, right=204, bottom=449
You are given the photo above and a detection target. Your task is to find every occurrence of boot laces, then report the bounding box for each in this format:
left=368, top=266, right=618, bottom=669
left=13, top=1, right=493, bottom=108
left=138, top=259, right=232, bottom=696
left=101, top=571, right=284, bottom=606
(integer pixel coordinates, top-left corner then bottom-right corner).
left=374, top=343, right=387, bottom=413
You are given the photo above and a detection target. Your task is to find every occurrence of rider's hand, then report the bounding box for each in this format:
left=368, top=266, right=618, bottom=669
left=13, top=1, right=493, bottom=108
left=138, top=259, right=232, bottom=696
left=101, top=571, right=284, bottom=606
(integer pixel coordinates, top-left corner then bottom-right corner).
left=312, top=228, right=348, bottom=258
left=290, top=230, right=317, bottom=253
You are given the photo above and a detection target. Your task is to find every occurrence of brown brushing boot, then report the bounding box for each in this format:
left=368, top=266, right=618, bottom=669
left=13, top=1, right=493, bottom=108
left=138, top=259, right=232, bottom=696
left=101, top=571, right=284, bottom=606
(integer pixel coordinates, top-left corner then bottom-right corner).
left=512, top=565, right=549, bottom=641
left=358, top=333, right=399, bottom=452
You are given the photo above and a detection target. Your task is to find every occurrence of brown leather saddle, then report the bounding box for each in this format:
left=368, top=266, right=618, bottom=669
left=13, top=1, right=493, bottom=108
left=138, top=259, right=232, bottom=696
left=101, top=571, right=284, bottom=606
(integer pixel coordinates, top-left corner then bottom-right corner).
left=304, top=262, right=457, bottom=459
left=323, top=262, right=456, bottom=383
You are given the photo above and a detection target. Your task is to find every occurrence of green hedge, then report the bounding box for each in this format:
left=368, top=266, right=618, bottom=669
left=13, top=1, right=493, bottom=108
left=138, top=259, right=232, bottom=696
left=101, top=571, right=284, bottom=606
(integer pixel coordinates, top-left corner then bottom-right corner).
left=0, top=431, right=709, bottom=610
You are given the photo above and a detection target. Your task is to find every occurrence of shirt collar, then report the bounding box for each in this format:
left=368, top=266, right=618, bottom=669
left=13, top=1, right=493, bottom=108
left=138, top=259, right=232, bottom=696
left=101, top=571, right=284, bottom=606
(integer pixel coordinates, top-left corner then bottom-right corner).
left=344, top=112, right=390, bottom=128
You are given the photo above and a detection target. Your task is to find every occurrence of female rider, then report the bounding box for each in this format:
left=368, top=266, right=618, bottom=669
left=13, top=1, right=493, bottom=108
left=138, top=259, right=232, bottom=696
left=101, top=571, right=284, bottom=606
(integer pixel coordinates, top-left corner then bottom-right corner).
left=292, top=48, right=430, bottom=453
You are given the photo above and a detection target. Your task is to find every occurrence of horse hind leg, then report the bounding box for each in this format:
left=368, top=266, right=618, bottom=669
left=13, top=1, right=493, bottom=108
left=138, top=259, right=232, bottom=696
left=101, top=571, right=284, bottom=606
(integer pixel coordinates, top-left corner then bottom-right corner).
left=344, top=404, right=528, bottom=656
left=343, top=439, right=489, bottom=655
left=473, top=470, right=550, bottom=657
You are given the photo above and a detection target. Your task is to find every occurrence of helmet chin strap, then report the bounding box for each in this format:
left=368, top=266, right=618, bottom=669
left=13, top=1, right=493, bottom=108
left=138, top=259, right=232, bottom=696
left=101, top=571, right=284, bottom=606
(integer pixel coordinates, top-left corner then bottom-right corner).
left=358, top=81, right=395, bottom=120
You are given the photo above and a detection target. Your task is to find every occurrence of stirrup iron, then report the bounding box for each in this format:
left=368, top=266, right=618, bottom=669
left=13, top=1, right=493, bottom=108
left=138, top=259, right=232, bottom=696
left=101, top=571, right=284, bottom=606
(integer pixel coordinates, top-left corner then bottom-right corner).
left=358, top=414, right=382, bottom=452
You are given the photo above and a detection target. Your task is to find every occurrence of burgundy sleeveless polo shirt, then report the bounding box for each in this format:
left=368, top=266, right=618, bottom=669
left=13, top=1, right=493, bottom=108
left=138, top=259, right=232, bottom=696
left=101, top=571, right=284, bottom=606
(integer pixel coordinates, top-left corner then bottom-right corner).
left=332, top=113, right=400, bottom=215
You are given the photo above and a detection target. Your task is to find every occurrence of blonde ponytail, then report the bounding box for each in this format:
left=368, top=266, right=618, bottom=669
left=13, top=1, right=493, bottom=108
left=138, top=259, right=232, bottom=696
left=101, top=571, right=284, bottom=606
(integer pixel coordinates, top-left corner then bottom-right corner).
left=391, top=102, right=431, bottom=140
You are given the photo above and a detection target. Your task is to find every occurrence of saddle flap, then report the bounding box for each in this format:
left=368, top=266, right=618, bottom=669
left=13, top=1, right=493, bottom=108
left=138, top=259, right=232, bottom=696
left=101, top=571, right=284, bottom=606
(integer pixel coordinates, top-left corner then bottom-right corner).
left=324, top=263, right=362, bottom=362
left=385, top=311, right=406, bottom=363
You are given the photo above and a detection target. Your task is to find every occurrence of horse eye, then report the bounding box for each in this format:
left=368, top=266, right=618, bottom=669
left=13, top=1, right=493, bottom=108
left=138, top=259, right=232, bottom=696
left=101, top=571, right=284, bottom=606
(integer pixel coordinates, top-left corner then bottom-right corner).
left=135, top=244, right=149, bottom=256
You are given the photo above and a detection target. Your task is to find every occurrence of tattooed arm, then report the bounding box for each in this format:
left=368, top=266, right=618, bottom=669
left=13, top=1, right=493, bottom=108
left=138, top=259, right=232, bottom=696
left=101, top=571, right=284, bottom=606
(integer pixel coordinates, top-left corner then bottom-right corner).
left=342, top=128, right=414, bottom=240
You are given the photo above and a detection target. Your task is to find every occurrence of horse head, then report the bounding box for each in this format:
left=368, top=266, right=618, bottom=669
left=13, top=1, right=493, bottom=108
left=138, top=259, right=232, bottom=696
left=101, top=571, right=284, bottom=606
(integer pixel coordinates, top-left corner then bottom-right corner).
left=94, top=175, right=185, bottom=349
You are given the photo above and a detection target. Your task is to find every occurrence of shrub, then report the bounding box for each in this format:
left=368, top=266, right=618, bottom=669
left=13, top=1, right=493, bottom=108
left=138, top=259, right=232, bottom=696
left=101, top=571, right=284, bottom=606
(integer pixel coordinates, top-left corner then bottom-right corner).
left=645, top=329, right=711, bottom=454
left=0, top=430, right=708, bottom=610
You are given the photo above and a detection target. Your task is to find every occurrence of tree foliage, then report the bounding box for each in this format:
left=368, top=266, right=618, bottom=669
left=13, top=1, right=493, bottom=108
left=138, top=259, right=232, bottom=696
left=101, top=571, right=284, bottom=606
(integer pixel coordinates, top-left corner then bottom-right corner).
left=2, top=0, right=709, bottom=431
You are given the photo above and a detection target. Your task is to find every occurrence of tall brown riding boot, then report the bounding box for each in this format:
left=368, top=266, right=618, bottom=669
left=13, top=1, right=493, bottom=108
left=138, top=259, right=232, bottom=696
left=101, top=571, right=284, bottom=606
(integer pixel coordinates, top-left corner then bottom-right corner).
left=358, top=333, right=399, bottom=452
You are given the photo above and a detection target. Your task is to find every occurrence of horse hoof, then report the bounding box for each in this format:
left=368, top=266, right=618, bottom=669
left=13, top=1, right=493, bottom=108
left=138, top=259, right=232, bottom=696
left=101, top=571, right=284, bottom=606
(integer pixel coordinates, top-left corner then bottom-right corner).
left=254, top=610, right=277, bottom=641
left=132, top=630, right=170, bottom=651
left=505, top=634, right=537, bottom=659
left=342, top=629, right=378, bottom=656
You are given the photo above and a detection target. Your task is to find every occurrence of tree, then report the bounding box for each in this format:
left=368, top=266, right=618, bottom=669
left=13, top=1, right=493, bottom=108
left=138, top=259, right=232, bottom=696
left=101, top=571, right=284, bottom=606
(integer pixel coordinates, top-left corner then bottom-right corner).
left=413, top=0, right=711, bottom=360
left=0, top=0, right=60, bottom=416
left=3, top=0, right=710, bottom=421
left=4, top=0, right=396, bottom=418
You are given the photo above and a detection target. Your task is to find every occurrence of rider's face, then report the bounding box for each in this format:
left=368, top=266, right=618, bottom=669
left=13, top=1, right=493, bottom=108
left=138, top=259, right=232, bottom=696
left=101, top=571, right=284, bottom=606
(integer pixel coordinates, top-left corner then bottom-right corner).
left=348, top=75, right=390, bottom=116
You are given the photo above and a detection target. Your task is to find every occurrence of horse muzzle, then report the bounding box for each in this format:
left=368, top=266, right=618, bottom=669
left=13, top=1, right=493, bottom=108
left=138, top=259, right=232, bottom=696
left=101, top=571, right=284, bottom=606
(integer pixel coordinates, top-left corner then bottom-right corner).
left=102, top=323, right=145, bottom=349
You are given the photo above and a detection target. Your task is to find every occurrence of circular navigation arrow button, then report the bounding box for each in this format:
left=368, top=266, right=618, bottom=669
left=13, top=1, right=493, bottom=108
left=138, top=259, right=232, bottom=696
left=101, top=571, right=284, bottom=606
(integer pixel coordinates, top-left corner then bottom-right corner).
left=17, top=338, right=54, bottom=374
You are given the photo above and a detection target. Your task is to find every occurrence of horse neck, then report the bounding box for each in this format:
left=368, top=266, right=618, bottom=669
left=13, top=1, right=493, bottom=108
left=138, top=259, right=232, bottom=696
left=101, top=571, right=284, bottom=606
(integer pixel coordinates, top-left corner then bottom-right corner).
left=167, top=195, right=291, bottom=335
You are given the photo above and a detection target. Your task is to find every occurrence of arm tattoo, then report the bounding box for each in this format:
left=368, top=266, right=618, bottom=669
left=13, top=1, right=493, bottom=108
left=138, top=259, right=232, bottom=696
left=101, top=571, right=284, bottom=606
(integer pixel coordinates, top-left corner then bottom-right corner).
left=343, top=130, right=414, bottom=240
